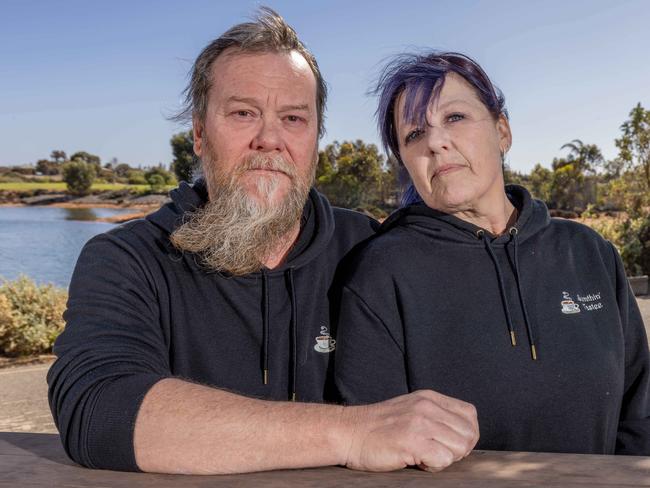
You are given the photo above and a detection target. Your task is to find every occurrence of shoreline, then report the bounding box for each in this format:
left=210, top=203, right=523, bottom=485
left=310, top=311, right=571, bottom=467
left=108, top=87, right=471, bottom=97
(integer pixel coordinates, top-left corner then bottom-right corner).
left=0, top=202, right=157, bottom=223
left=0, top=202, right=156, bottom=209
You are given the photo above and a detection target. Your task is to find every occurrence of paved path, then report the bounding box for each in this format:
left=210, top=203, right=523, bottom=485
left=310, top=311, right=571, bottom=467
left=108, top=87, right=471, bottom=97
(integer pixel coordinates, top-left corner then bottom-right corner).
left=0, top=364, right=56, bottom=433
left=1, top=296, right=649, bottom=434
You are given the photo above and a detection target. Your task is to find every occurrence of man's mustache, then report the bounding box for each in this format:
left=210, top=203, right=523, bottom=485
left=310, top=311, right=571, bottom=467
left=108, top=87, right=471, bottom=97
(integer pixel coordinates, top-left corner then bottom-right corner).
left=237, top=154, right=296, bottom=179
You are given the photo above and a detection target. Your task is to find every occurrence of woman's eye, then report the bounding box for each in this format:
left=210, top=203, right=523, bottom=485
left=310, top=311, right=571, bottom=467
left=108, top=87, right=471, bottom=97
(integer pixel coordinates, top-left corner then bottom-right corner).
left=447, top=113, right=465, bottom=122
left=236, top=110, right=251, bottom=117
left=405, top=128, right=424, bottom=144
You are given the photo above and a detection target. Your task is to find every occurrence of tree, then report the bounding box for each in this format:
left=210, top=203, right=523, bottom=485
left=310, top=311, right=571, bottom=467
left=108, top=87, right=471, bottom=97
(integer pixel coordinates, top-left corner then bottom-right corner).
left=69, top=151, right=101, bottom=175
left=35, top=159, right=60, bottom=176
left=145, top=164, right=176, bottom=192
left=560, top=139, right=604, bottom=174
left=114, top=163, right=132, bottom=178
left=379, top=155, right=401, bottom=207
left=547, top=140, right=603, bottom=211
left=528, top=163, right=552, bottom=203
left=170, top=131, right=196, bottom=183
left=50, top=150, right=67, bottom=163
left=603, top=157, right=626, bottom=180
left=315, top=140, right=384, bottom=208
left=615, top=102, right=650, bottom=190
left=503, top=165, right=525, bottom=186
left=62, top=160, right=95, bottom=196
left=147, top=174, right=166, bottom=193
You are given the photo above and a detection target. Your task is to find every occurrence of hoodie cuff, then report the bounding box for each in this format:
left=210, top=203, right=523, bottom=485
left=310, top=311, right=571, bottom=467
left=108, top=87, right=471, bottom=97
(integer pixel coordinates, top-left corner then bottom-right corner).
left=86, top=374, right=166, bottom=471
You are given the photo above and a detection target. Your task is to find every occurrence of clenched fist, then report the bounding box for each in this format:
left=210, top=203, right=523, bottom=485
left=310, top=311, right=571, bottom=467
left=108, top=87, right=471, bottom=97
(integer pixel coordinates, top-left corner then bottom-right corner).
left=341, top=390, right=479, bottom=472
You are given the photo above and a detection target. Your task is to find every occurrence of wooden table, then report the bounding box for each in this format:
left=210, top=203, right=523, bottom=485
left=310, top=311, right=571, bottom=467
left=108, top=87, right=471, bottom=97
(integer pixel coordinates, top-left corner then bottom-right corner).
left=2, top=432, right=650, bottom=487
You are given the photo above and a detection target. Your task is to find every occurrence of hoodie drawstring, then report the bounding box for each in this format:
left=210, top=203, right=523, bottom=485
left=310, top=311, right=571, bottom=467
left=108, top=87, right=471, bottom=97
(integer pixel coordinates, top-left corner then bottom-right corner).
left=287, top=268, right=298, bottom=402
left=260, top=268, right=299, bottom=401
left=262, top=270, right=270, bottom=384
left=477, top=228, right=538, bottom=360
left=477, top=230, right=518, bottom=348
left=509, top=228, right=538, bottom=360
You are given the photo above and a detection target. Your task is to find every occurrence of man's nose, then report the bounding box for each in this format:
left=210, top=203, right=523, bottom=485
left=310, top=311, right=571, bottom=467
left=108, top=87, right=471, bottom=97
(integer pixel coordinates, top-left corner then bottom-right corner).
left=251, top=116, right=285, bottom=153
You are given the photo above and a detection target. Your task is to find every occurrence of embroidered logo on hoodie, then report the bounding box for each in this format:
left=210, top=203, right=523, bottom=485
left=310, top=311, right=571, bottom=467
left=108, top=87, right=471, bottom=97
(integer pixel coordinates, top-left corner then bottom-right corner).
left=314, top=326, right=336, bottom=353
left=561, top=291, right=604, bottom=314
left=561, top=291, right=581, bottom=314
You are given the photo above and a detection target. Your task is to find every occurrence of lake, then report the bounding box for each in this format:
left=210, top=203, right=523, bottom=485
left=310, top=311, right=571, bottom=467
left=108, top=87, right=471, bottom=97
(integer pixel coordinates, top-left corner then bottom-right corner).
left=0, top=206, right=136, bottom=289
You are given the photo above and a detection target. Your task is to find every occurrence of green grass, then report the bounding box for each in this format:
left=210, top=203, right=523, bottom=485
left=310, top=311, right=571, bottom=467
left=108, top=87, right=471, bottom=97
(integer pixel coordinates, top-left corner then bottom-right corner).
left=0, top=182, right=67, bottom=191
left=0, top=182, right=158, bottom=192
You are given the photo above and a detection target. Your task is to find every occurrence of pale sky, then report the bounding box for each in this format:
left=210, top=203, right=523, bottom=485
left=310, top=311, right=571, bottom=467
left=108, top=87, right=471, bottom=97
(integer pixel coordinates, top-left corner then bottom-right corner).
left=1, top=0, right=648, bottom=173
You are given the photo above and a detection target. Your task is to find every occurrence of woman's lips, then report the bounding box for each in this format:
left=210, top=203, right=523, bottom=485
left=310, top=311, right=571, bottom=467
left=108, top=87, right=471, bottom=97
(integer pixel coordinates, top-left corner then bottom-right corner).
left=433, top=164, right=466, bottom=178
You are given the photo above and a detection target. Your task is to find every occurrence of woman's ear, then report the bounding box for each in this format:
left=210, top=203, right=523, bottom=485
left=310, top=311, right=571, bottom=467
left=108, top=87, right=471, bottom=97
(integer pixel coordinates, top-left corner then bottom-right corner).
left=497, top=114, right=512, bottom=154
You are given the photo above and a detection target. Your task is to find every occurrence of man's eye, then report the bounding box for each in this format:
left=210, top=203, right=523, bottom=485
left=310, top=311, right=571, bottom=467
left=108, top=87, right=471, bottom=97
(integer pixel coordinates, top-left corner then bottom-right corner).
left=285, top=115, right=304, bottom=123
left=447, top=113, right=465, bottom=122
left=405, top=128, right=424, bottom=144
left=236, top=110, right=251, bottom=117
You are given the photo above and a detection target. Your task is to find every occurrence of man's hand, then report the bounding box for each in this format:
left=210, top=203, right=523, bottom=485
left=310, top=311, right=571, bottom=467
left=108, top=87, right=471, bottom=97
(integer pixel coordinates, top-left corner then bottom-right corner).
left=341, top=390, right=479, bottom=472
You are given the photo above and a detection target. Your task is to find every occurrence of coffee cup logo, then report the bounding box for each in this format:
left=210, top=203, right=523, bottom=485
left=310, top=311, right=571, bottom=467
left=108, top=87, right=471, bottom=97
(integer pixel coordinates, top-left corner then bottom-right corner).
left=314, top=334, right=336, bottom=353
left=561, top=299, right=580, bottom=314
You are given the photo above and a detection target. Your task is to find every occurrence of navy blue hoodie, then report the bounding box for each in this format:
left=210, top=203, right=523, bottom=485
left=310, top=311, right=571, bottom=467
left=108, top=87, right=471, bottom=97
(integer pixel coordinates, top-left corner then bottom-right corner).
left=335, top=185, right=650, bottom=455
left=47, top=180, right=377, bottom=471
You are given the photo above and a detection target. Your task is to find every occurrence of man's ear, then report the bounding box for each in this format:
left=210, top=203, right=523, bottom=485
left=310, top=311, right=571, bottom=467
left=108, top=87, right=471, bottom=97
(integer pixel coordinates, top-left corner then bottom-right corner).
left=193, top=117, right=204, bottom=157
left=497, top=114, right=512, bottom=153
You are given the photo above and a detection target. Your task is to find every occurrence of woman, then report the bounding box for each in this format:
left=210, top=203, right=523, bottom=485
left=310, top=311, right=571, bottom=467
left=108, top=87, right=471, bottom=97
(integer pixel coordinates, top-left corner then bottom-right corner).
left=334, top=51, right=650, bottom=456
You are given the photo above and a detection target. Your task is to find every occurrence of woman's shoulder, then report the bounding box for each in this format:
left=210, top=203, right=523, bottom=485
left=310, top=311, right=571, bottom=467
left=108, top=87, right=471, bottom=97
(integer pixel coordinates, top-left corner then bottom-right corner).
left=544, top=217, right=618, bottom=268
left=340, top=226, right=419, bottom=286
left=547, top=217, right=612, bottom=247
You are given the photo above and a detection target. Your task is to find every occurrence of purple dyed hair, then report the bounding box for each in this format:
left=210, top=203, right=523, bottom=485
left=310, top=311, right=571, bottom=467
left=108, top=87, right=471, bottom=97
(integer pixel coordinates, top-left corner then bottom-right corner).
left=372, top=51, right=508, bottom=205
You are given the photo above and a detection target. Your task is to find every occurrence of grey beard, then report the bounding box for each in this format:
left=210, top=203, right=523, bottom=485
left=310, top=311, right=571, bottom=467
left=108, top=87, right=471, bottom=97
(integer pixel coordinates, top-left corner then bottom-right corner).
left=170, top=156, right=312, bottom=275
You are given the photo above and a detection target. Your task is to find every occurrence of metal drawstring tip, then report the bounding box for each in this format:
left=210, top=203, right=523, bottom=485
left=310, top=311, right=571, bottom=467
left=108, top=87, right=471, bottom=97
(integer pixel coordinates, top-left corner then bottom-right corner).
left=263, top=369, right=269, bottom=385
left=531, top=344, right=538, bottom=360
left=510, top=331, right=517, bottom=346
left=291, top=392, right=296, bottom=402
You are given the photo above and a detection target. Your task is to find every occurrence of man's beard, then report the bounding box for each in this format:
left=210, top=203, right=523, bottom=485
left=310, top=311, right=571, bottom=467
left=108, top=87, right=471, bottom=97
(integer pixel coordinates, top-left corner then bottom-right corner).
left=170, top=152, right=315, bottom=276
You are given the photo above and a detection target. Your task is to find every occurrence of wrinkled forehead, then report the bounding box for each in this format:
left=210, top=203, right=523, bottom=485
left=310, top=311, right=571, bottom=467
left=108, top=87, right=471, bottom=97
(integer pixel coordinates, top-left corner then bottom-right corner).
left=395, top=75, right=446, bottom=130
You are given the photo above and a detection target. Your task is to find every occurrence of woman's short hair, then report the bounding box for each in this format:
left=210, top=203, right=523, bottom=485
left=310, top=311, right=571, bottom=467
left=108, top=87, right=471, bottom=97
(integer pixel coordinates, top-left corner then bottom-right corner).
left=372, top=51, right=507, bottom=205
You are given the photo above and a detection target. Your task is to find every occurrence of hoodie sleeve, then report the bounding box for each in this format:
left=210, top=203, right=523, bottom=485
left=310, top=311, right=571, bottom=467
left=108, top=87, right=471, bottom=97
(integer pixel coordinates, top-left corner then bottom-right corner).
left=612, top=242, right=650, bottom=455
left=335, top=282, right=409, bottom=405
left=47, top=232, right=169, bottom=471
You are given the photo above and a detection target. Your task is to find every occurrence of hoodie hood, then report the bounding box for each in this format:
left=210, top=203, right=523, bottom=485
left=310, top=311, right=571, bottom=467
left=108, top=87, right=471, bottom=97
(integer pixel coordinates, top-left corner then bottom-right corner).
left=380, top=185, right=551, bottom=360
left=146, top=178, right=336, bottom=273
left=380, top=185, right=550, bottom=245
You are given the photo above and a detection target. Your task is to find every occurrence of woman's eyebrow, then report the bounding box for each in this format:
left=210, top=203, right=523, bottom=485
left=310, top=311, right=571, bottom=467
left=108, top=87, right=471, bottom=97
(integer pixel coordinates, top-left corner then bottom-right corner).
left=434, top=98, right=475, bottom=110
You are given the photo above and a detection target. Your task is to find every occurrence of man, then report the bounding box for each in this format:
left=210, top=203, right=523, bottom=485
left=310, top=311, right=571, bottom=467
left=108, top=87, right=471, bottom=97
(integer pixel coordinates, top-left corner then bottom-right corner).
left=48, top=8, right=478, bottom=474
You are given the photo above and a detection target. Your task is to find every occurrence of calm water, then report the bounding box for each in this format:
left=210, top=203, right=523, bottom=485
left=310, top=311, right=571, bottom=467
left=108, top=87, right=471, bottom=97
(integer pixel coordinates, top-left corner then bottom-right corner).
left=0, top=206, right=135, bottom=289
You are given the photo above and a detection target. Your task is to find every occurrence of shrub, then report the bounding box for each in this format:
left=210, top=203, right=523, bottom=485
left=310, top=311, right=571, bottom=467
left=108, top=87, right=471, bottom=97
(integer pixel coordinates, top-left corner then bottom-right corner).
left=0, top=276, right=67, bottom=357
left=586, top=216, right=645, bottom=276
left=127, top=169, right=147, bottom=185
left=62, top=160, right=96, bottom=196
left=147, top=174, right=166, bottom=192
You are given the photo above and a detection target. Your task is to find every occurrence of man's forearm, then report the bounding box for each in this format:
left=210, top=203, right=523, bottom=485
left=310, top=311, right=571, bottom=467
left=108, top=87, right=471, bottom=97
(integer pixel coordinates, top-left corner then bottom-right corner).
left=133, top=378, right=349, bottom=474
left=134, top=380, right=479, bottom=474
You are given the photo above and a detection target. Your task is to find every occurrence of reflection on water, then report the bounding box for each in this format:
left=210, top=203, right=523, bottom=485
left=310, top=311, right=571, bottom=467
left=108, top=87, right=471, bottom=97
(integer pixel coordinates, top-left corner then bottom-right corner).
left=0, top=206, right=136, bottom=288
left=63, top=208, right=98, bottom=221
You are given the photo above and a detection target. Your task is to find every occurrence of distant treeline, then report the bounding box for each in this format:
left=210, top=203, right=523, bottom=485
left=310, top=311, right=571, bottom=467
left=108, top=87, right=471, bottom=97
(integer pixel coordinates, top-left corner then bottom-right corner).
left=2, top=103, right=649, bottom=275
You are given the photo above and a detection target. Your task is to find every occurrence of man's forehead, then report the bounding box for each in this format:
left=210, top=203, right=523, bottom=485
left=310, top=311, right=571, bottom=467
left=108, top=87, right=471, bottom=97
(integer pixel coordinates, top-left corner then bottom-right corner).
left=211, top=49, right=314, bottom=84
left=209, top=49, right=317, bottom=105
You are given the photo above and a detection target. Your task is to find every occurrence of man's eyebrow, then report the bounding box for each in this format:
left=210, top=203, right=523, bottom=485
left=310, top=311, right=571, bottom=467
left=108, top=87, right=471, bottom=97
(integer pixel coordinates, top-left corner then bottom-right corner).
left=226, top=96, right=260, bottom=105
left=278, top=104, right=311, bottom=112
left=225, top=98, right=311, bottom=112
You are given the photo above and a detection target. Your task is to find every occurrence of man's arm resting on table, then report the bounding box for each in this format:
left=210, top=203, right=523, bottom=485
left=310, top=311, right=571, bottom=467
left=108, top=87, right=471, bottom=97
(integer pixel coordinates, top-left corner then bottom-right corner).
left=134, top=379, right=479, bottom=474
